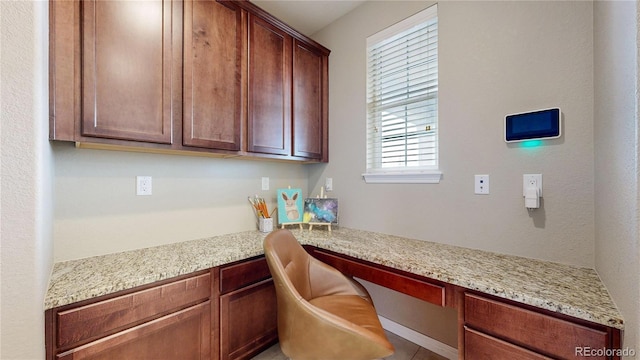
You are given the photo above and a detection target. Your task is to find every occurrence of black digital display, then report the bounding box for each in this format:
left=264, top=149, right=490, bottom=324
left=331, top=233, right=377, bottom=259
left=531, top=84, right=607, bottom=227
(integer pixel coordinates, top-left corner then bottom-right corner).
left=505, top=108, right=561, bottom=142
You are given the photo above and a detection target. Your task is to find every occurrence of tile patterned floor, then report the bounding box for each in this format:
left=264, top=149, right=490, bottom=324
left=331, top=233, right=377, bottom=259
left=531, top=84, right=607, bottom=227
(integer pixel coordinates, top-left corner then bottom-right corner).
left=251, top=331, right=449, bottom=360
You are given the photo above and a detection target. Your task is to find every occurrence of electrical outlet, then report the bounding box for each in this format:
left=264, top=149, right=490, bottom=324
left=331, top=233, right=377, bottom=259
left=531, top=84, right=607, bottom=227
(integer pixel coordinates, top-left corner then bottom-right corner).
left=523, top=174, right=542, bottom=197
left=474, top=175, right=489, bottom=195
left=136, top=176, right=152, bottom=196
left=261, top=177, right=269, bottom=191
left=325, top=178, right=333, bottom=191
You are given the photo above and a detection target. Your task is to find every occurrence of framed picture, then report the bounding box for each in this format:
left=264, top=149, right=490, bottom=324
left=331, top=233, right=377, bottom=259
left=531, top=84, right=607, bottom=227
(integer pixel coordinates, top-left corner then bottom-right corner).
left=277, top=188, right=304, bottom=225
left=303, top=198, right=338, bottom=224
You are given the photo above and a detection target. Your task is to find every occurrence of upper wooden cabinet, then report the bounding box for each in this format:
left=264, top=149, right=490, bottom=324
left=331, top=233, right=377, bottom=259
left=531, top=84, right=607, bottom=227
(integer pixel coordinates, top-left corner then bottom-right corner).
left=50, top=0, right=181, bottom=144
left=246, top=10, right=330, bottom=161
left=183, top=0, right=244, bottom=151
left=247, top=14, right=292, bottom=156
left=293, top=40, right=328, bottom=161
left=50, top=0, right=330, bottom=162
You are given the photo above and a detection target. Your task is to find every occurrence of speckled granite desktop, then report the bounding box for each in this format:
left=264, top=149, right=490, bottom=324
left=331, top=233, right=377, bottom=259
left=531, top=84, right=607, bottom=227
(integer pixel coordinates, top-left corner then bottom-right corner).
left=45, top=227, right=624, bottom=329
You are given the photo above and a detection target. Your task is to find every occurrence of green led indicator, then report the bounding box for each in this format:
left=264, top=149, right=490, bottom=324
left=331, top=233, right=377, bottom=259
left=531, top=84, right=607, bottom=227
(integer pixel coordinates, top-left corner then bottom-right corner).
left=520, top=140, right=543, bottom=148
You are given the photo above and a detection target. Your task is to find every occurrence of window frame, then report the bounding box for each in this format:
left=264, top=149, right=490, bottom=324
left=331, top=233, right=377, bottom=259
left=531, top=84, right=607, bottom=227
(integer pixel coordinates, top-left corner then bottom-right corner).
left=362, top=4, right=441, bottom=184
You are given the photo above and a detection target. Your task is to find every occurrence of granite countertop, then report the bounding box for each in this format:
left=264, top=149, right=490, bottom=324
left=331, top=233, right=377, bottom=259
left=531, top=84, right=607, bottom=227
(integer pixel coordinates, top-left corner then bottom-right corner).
left=45, top=227, right=624, bottom=329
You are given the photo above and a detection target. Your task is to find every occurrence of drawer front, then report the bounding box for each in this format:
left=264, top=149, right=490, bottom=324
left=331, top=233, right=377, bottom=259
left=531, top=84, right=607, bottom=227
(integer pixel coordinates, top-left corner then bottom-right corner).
left=465, top=293, right=609, bottom=359
left=57, top=301, right=211, bottom=360
left=312, top=249, right=445, bottom=306
left=57, top=272, right=210, bottom=348
left=220, top=256, right=271, bottom=294
left=465, top=327, right=551, bottom=360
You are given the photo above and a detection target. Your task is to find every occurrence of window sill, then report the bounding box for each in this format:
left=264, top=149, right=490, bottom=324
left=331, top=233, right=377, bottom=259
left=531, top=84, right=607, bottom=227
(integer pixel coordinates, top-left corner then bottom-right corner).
left=362, top=170, right=442, bottom=184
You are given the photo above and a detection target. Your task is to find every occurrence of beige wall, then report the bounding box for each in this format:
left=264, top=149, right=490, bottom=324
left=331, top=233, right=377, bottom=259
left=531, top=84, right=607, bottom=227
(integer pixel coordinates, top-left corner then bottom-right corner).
left=594, top=0, right=640, bottom=355
left=310, top=0, right=595, bottom=347
left=0, top=1, right=54, bottom=359
left=53, top=144, right=310, bottom=261
left=311, top=0, right=595, bottom=267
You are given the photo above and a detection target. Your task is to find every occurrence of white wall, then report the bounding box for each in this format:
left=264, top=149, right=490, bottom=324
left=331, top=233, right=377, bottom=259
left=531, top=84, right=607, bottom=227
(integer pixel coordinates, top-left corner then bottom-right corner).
left=594, top=0, right=640, bottom=355
left=0, top=1, right=54, bottom=358
left=53, top=144, right=310, bottom=261
left=310, top=0, right=595, bottom=347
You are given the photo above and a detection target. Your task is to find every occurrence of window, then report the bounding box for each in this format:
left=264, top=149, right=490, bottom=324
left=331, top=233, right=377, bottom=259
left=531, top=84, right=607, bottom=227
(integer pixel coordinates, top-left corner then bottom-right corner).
left=363, top=5, right=441, bottom=184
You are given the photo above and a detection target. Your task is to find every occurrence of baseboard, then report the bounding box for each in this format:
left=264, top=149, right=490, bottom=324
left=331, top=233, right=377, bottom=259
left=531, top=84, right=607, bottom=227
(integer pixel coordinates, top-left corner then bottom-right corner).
left=378, top=315, right=458, bottom=360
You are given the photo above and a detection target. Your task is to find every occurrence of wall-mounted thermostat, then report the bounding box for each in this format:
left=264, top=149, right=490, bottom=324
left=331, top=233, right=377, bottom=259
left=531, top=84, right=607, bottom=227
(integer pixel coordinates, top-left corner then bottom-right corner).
left=504, top=108, right=561, bottom=143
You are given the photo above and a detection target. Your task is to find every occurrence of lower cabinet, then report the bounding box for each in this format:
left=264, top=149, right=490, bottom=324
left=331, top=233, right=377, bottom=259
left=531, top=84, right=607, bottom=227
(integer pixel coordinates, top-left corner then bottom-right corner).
left=46, top=271, right=213, bottom=360
left=220, top=279, right=278, bottom=360
left=464, top=292, right=617, bottom=360
left=464, top=327, right=552, bottom=360
left=46, top=258, right=279, bottom=360
left=56, top=302, right=211, bottom=360
left=219, top=256, right=279, bottom=360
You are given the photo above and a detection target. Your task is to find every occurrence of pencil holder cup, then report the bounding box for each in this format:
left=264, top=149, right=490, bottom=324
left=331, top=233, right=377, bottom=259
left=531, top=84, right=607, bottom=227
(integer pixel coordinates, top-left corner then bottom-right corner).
left=259, top=218, right=273, bottom=233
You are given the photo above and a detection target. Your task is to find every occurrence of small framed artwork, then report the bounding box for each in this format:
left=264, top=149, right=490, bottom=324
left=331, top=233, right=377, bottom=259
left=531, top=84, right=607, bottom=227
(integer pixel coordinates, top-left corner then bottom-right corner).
left=303, top=198, right=338, bottom=224
left=277, top=188, right=304, bottom=225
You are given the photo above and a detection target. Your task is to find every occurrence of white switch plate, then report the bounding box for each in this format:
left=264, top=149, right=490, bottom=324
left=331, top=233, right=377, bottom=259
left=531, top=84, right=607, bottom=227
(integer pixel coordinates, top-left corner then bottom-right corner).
left=325, top=177, right=333, bottom=191
left=261, top=177, right=269, bottom=191
left=474, top=175, right=489, bottom=195
left=523, top=174, right=542, bottom=197
left=136, top=176, right=152, bottom=196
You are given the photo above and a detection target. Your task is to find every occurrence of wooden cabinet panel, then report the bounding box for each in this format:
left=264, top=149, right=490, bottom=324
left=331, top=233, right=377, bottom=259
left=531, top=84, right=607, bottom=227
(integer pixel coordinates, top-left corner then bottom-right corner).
left=220, top=278, right=278, bottom=360
left=220, top=256, right=271, bottom=294
left=51, top=0, right=330, bottom=162
left=183, top=0, right=244, bottom=151
left=465, top=327, right=551, bottom=360
left=292, top=40, right=328, bottom=160
left=81, top=0, right=176, bottom=143
left=57, top=273, right=210, bottom=348
left=57, top=301, right=211, bottom=360
left=247, top=14, right=292, bottom=156
left=465, top=293, right=610, bottom=359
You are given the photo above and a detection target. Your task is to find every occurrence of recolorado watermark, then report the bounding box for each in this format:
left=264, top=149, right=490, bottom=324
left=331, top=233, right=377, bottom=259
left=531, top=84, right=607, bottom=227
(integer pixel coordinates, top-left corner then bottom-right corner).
left=575, top=346, right=636, bottom=357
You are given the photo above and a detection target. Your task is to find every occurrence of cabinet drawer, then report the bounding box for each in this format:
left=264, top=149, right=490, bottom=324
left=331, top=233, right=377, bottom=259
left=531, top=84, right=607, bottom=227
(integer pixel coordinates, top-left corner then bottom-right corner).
left=465, top=327, right=551, bottom=360
left=220, top=256, right=271, bottom=294
left=57, top=272, right=210, bottom=348
left=57, top=301, right=211, bottom=360
left=465, top=293, right=609, bottom=359
left=312, top=249, right=445, bottom=306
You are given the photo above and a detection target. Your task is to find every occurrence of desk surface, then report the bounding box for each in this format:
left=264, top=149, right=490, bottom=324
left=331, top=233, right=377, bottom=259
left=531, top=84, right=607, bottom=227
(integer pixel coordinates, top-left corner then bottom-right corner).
left=45, top=227, right=623, bottom=329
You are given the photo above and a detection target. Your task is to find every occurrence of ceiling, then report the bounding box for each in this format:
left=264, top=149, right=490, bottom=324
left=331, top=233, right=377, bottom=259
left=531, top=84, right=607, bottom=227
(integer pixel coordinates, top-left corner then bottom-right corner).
left=251, top=0, right=366, bottom=36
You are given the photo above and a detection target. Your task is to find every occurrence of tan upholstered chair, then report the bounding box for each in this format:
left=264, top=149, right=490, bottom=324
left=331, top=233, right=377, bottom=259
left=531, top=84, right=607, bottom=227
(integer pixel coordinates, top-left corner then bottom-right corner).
left=263, top=229, right=394, bottom=360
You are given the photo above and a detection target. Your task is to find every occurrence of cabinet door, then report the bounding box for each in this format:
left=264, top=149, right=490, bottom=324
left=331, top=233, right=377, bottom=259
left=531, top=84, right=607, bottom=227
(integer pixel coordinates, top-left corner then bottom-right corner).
left=81, top=0, right=176, bottom=144
left=183, top=0, right=244, bottom=151
left=56, top=301, right=211, bottom=360
left=292, top=40, right=328, bottom=161
left=220, top=279, right=278, bottom=360
left=247, top=15, right=292, bottom=156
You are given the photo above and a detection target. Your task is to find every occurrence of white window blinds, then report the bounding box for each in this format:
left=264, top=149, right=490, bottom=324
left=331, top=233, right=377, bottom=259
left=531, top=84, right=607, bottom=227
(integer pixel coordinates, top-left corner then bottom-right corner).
left=365, top=5, right=439, bottom=180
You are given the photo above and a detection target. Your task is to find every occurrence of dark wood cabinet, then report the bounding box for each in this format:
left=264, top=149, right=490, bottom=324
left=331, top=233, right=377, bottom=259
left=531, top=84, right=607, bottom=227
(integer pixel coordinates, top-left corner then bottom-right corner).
left=464, top=292, right=617, bottom=360
left=247, top=14, right=292, bottom=156
left=183, top=0, right=244, bottom=151
left=246, top=16, right=330, bottom=161
left=46, top=271, right=213, bottom=360
left=50, top=0, right=330, bottom=162
left=293, top=39, right=328, bottom=161
left=464, top=327, right=552, bottom=360
left=219, top=256, right=278, bottom=360
left=56, top=302, right=211, bottom=360
left=80, top=0, right=179, bottom=144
